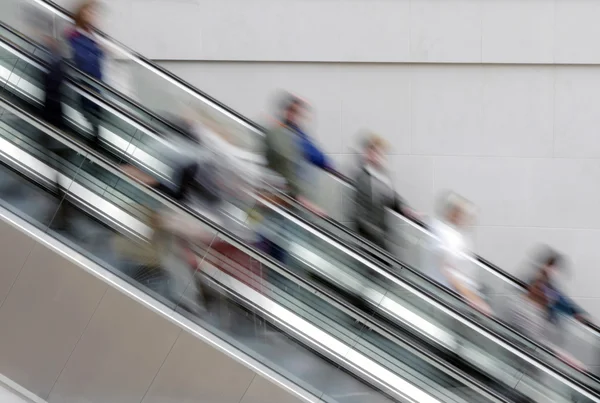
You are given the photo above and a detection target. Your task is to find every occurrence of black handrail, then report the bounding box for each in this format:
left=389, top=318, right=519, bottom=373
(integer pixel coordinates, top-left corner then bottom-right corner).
left=0, top=21, right=195, bottom=141
left=0, top=31, right=564, bottom=365
left=254, top=181, right=600, bottom=382
left=9, top=2, right=600, bottom=340
left=3, top=94, right=599, bottom=399
left=32, top=0, right=268, bottom=134
left=0, top=95, right=520, bottom=403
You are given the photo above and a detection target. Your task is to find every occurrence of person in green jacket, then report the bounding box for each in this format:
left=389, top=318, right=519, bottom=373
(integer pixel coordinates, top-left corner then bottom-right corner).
left=261, top=95, right=324, bottom=263
left=264, top=94, right=323, bottom=215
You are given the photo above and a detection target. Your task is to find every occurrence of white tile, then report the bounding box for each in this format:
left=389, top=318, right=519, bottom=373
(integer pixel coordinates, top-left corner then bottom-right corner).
left=0, top=244, right=107, bottom=400
left=390, top=155, right=435, bottom=214
left=141, top=331, right=255, bottom=403
left=475, top=226, right=564, bottom=277
left=337, top=0, right=410, bottom=62
left=527, top=159, right=600, bottom=229
left=157, top=61, right=274, bottom=123
left=158, top=62, right=343, bottom=154
left=199, top=0, right=343, bottom=61
left=554, top=66, right=600, bottom=158
left=95, top=0, right=412, bottom=62
left=482, top=66, right=554, bottom=157
left=554, top=0, right=600, bottom=64
left=129, top=0, right=203, bottom=59
left=328, top=153, right=360, bottom=179
left=410, top=0, right=482, bottom=63
left=340, top=65, right=411, bottom=154
left=411, top=66, right=484, bottom=156
left=552, top=229, right=600, bottom=299
left=481, top=0, right=554, bottom=63
left=47, top=288, right=181, bottom=403
left=433, top=156, right=531, bottom=227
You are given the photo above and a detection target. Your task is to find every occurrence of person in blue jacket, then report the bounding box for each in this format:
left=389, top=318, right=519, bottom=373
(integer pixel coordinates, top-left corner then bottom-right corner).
left=68, top=0, right=104, bottom=148
left=290, top=122, right=332, bottom=171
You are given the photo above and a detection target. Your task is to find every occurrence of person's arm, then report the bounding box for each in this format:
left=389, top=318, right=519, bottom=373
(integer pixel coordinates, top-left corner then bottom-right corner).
left=354, top=171, right=385, bottom=241
left=553, top=292, right=587, bottom=321
left=442, top=263, right=492, bottom=316
left=299, top=132, right=330, bottom=170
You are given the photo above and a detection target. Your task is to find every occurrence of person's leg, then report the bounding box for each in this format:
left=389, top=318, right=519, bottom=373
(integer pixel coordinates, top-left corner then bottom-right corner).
left=155, top=162, right=198, bottom=201
left=81, top=97, right=101, bottom=148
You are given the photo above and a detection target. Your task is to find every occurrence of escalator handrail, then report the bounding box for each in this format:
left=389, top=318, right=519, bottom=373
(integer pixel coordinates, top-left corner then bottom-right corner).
left=0, top=96, right=506, bottom=403
left=1, top=96, right=595, bottom=403
left=31, top=0, right=600, bottom=341
left=30, top=0, right=267, bottom=136
left=0, top=20, right=198, bottom=142
left=5, top=29, right=573, bottom=363
left=4, top=31, right=600, bottom=393
left=20, top=0, right=586, bottom=336
left=2, top=95, right=600, bottom=401
left=248, top=172, right=600, bottom=372
left=4, top=28, right=600, bottom=394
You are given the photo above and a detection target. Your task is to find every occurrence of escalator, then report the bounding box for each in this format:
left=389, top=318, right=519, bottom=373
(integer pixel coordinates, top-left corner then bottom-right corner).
left=0, top=73, right=520, bottom=403
left=1, top=2, right=600, bottom=402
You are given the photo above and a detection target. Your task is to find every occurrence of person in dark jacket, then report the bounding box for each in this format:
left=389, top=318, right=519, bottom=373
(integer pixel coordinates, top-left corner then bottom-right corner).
left=353, top=134, right=405, bottom=251
left=68, top=0, right=104, bottom=148
left=39, top=35, right=77, bottom=232
left=42, top=37, right=65, bottom=129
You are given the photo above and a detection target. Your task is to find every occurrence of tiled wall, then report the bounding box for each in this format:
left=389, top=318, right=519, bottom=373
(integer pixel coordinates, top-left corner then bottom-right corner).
left=50, top=0, right=600, bottom=316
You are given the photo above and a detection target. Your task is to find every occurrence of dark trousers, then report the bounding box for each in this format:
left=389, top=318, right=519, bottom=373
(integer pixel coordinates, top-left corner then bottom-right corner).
left=40, top=98, right=76, bottom=230
left=81, top=96, right=102, bottom=148
left=155, top=162, right=198, bottom=201
left=258, top=236, right=288, bottom=264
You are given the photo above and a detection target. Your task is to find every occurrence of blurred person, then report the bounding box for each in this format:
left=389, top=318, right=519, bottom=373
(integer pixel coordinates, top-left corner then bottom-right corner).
left=122, top=112, right=268, bottom=306
left=509, top=270, right=585, bottom=372
left=353, top=134, right=408, bottom=251
left=431, top=192, right=492, bottom=316
left=67, top=0, right=104, bottom=148
left=41, top=37, right=65, bottom=130
left=259, top=94, right=323, bottom=264
left=42, top=35, right=73, bottom=231
left=285, top=100, right=335, bottom=175
left=264, top=93, right=325, bottom=216
left=527, top=248, right=587, bottom=326
left=113, top=205, right=175, bottom=302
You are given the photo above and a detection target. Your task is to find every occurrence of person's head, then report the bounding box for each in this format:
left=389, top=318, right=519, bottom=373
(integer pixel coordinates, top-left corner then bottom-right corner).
left=536, top=247, right=564, bottom=280
left=362, top=134, right=387, bottom=169
left=279, top=93, right=307, bottom=128
left=74, top=0, right=98, bottom=31
left=439, top=192, right=473, bottom=228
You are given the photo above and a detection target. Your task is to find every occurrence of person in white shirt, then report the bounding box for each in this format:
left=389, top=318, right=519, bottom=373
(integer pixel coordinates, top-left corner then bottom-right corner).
left=430, top=193, right=492, bottom=316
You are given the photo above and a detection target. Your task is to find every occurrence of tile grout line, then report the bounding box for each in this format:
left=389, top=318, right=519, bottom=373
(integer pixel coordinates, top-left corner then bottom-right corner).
left=237, top=373, right=258, bottom=403
left=138, top=329, right=184, bottom=403
left=44, top=286, right=110, bottom=402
